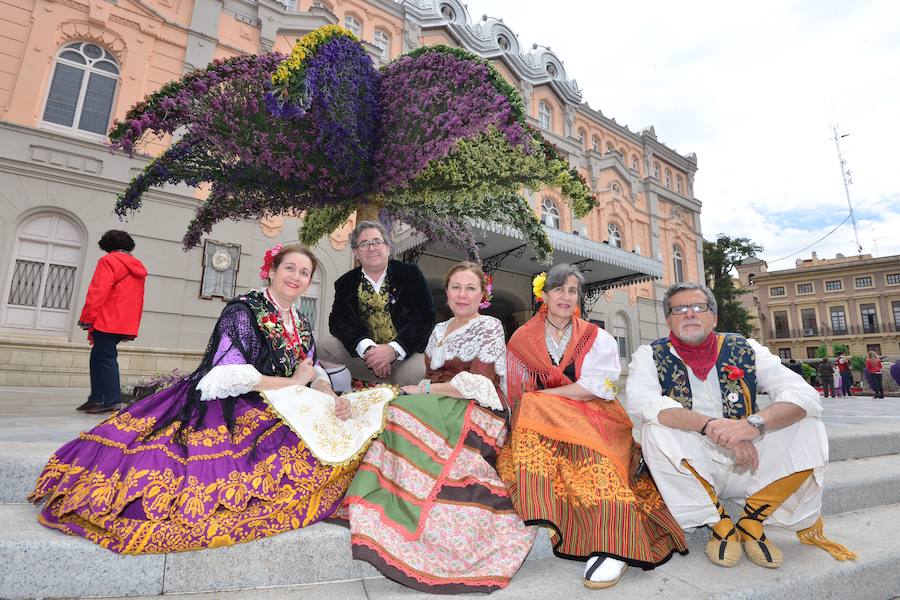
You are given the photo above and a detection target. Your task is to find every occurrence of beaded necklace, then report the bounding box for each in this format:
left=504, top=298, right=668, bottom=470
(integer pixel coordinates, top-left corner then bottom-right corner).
left=265, top=288, right=300, bottom=350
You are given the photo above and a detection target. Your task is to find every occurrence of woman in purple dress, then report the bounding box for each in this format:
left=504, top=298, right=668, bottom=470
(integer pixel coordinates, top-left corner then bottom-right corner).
left=29, top=244, right=354, bottom=553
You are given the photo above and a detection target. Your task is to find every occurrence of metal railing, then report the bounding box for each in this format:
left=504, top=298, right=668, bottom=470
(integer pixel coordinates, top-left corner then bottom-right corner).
left=770, top=323, right=899, bottom=339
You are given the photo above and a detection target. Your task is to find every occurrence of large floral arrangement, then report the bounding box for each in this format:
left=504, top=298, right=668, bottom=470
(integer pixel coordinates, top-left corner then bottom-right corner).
left=109, top=27, right=594, bottom=261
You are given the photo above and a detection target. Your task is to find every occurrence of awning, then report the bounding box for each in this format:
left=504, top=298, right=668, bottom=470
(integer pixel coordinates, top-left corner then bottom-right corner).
left=393, top=219, right=663, bottom=301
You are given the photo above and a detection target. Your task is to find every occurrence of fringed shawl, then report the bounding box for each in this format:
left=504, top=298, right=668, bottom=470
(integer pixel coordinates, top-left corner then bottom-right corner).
left=506, top=312, right=599, bottom=411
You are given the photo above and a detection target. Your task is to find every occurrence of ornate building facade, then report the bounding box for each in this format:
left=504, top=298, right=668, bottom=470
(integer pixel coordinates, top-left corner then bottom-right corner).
left=0, top=0, right=703, bottom=386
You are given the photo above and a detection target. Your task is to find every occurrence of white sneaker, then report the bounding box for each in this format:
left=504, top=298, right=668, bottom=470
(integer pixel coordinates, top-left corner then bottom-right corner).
left=583, top=556, right=628, bottom=589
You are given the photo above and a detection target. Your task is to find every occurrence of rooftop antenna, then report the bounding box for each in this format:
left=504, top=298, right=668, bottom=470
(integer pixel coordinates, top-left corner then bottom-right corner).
left=832, top=125, right=863, bottom=254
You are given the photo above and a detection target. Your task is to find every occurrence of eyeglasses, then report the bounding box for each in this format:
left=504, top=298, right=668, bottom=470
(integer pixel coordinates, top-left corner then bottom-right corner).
left=355, top=239, right=386, bottom=250
left=667, top=302, right=710, bottom=316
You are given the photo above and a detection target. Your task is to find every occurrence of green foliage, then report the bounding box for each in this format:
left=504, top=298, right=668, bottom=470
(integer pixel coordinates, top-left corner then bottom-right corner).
left=801, top=362, right=816, bottom=382
left=703, top=234, right=764, bottom=336
left=298, top=202, right=356, bottom=246
left=382, top=128, right=594, bottom=263
left=833, top=343, right=850, bottom=355
left=815, top=344, right=828, bottom=358
left=850, top=355, right=866, bottom=373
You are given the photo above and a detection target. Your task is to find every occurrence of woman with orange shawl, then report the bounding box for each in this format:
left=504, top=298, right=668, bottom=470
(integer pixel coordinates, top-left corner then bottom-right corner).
left=498, top=264, right=687, bottom=589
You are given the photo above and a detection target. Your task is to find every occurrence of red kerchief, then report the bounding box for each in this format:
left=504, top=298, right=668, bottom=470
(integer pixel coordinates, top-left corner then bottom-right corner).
left=669, top=331, right=718, bottom=380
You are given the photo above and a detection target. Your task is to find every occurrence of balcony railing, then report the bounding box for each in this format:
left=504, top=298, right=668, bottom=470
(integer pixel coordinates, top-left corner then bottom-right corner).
left=769, top=323, right=899, bottom=339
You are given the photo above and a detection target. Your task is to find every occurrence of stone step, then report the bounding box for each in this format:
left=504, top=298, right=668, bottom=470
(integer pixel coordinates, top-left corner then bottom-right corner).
left=826, top=422, right=900, bottom=462
left=6, top=424, right=900, bottom=506
left=9, top=503, right=900, bottom=600
left=0, top=503, right=553, bottom=600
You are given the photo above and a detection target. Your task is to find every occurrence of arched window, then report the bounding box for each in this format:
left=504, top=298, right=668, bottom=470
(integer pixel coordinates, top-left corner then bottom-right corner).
left=497, top=35, right=510, bottom=51
left=540, top=197, right=560, bottom=229
left=42, top=42, right=120, bottom=136
left=676, top=175, right=683, bottom=194
left=3, top=212, right=84, bottom=332
left=607, top=222, right=622, bottom=248
left=613, top=312, right=629, bottom=359
left=344, top=14, right=362, bottom=37
left=631, top=155, right=639, bottom=172
left=606, top=142, right=614, bottom=154
left=653, top=162, right=661, bottom=180
left=577, top=128, right=586, bottom=148
left=672, top=245, right=685, bottom=283
left=665, top=168, right=672, bottom=189
left=592, top=136, right=601, bottom=152
left=440, top=3, right=455, bottom=20
left=373, top=29, right=391, bottom=60
left=538, top=100, right=552, bottom=130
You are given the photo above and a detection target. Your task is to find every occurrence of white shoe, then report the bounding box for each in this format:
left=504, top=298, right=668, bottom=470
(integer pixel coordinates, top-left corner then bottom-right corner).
left=583, top=556, right=628, bottom=589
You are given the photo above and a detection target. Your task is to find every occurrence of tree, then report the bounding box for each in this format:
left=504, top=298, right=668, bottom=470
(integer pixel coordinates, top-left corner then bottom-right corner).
left=703, top=234, right=763, bottom=336
left=815, top=344, right=828, bottom=358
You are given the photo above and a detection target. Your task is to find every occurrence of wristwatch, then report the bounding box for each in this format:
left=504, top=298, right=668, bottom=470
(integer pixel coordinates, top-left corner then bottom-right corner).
left=746, top=414, right=767, bottom=440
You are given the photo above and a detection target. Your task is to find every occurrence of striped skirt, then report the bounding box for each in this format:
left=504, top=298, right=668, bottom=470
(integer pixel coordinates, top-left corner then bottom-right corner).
left=497, top=391, right=688, bottom=567
left=343, top=394, right=536, bottom=593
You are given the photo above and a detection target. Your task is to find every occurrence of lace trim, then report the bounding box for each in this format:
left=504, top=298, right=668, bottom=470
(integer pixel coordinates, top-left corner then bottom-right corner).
left=426, top=315, right=506, bottom=379
left=449, top=372, right=503, bottom=411
left=544, top=322, right=572, bottom=366
left=196, top=364, right=262, bottom=401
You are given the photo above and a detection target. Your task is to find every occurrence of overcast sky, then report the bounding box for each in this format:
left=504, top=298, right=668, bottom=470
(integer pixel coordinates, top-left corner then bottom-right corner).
left=467, top=0, right=900, bottom=269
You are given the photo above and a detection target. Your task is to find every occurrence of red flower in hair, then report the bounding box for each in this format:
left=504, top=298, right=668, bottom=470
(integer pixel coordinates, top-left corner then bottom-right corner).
left=259, top=243, right=284, bottom=280
left=479, top=275, right=494, bottom=309
left=723, top=365, right=745, bottom=380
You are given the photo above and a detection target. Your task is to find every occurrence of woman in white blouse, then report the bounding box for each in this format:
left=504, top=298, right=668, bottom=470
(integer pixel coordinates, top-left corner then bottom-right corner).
left=342, top=262, right=536, bottom=594
left=497, top=263, right=687, bottom=590
left=30, top=244, right=358, bottom=554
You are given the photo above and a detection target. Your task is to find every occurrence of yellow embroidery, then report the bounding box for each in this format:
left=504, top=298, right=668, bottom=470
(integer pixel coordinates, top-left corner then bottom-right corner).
left=104, top=412, right=158, bottom=434
left=358, top=279, right=397, bottom=344
left=501, top=429, right=636, bottom=507
left=186, top=425, right=229, bottom=447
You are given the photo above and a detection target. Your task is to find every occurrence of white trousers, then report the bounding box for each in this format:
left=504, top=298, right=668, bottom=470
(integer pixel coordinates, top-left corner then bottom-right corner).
left=641, top=417, right=828, bottom=532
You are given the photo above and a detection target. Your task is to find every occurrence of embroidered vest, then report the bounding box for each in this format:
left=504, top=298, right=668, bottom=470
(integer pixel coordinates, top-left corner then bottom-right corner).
left=357, top=275, right=397, bottom=344
left=650, top=333, right=758, bottom=419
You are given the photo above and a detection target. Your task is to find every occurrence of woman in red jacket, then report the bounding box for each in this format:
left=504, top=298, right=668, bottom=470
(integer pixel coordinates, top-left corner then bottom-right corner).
left=866, top=351, right=885, bottom=399
left=76, top=230, right=147, bottom=414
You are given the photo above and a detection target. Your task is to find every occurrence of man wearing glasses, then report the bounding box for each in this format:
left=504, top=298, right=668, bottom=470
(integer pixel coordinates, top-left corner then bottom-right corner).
left=318, top=220, right=435, bottom=385
left=624, top=282, right=854, bottom=570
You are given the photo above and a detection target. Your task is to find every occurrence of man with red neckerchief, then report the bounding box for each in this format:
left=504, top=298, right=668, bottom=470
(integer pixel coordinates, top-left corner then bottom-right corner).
left=624, top=282, right=855, bottom=570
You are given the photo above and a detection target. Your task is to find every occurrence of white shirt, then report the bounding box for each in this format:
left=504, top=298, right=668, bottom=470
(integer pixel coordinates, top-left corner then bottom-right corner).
left=353, top=268, right=407, bottom=361
left=625, top=337, right=823, bottom=426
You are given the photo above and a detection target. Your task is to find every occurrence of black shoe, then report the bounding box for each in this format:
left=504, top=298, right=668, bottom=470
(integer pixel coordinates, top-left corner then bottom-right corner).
left=76, top=400, right=100, bottom=411
left=85, top=403, right=123, bottom=415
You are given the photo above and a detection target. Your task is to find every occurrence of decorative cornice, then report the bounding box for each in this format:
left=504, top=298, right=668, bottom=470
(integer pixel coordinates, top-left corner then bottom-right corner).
left=404, top=0, right=582, bottom=104
left=645, top=180, right=702, bottom=213
left=59, top=20, right=129, bottom=61
left=755, top=254, right=900, bottom=280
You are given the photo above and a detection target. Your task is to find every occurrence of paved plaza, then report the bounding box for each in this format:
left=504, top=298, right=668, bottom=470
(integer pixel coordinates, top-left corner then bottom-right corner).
left=3, top=386, right=900, bottom=599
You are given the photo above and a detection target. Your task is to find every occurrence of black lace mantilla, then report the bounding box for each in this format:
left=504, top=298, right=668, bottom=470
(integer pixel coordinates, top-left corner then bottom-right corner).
left=152, top=289, right=315, bottom=440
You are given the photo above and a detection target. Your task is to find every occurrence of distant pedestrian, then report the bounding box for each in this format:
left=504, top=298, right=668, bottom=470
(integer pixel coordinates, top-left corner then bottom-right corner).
left=866, top=351, right=885, bottom=399
left=76, top=230, right=147, bottom=414
left=818, top=358, right=835, bottom=398
left=836, top=353, right=853, bottom=397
